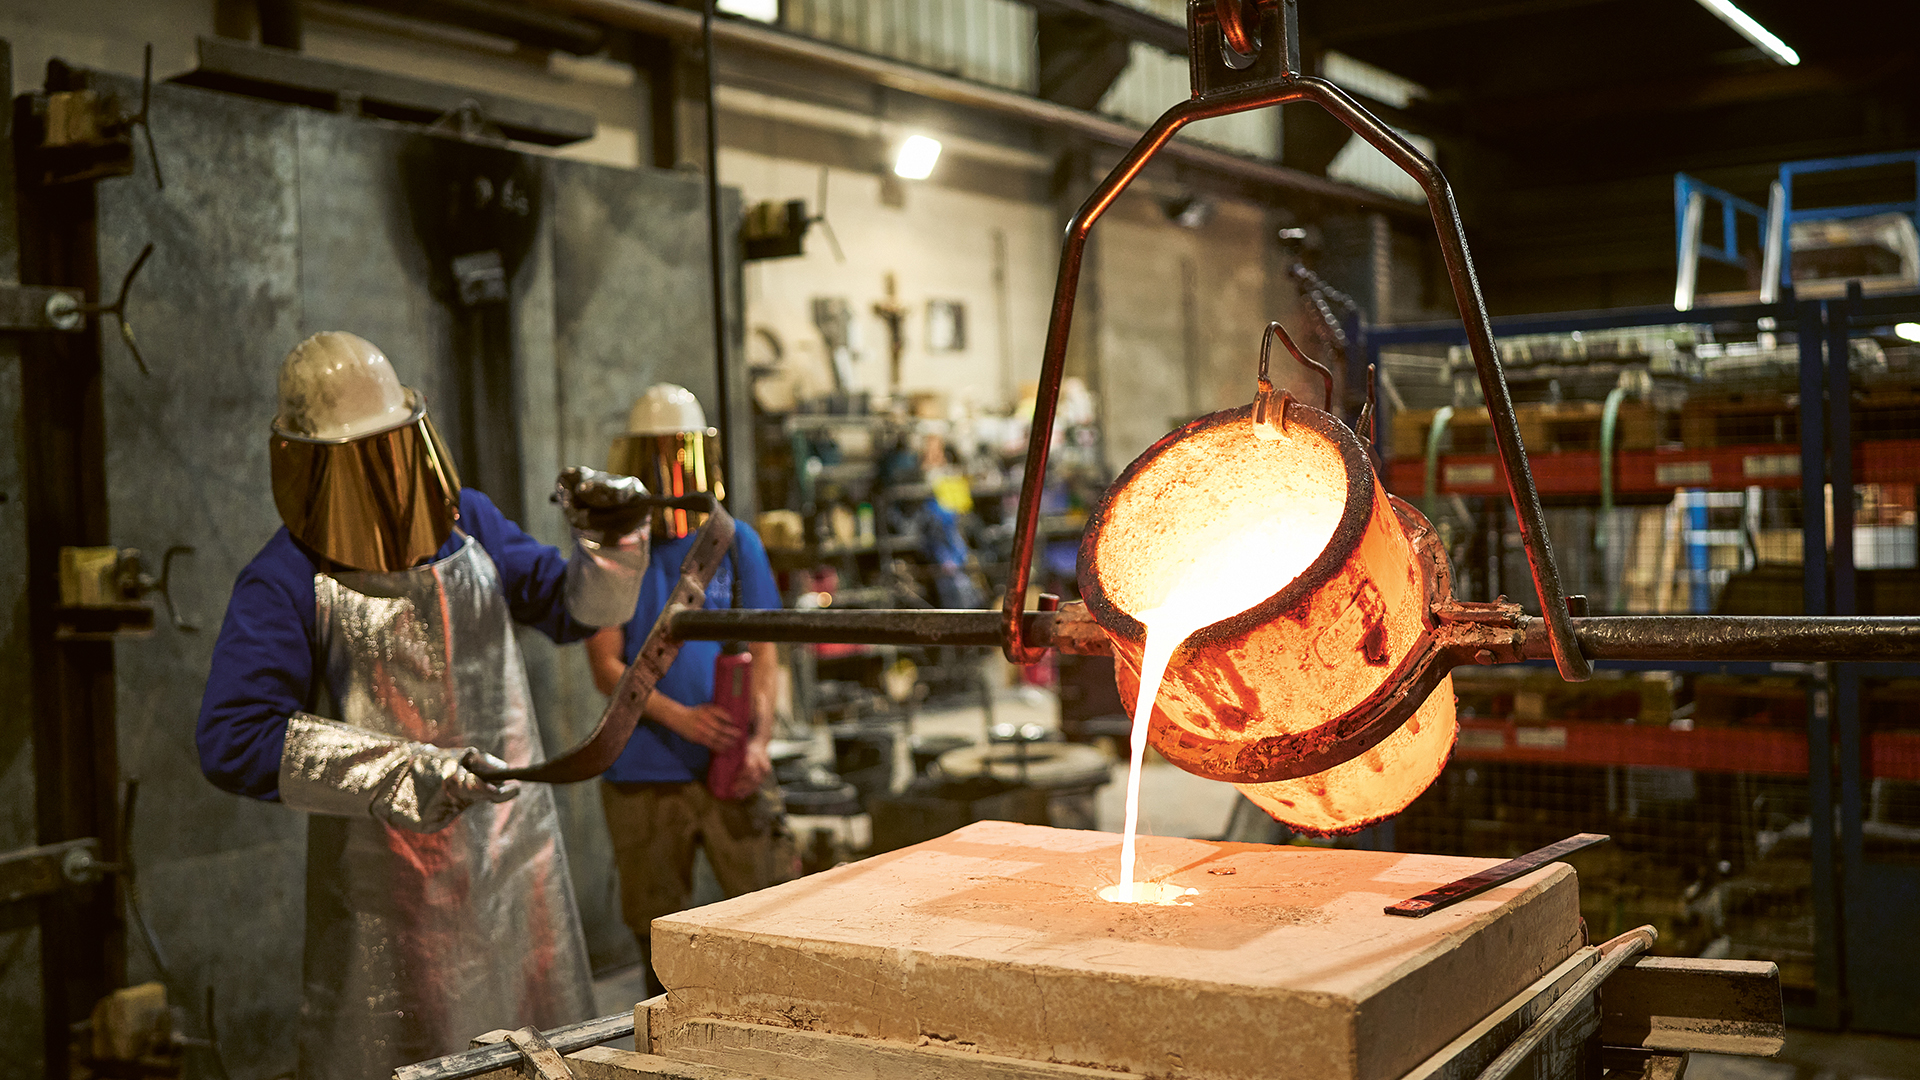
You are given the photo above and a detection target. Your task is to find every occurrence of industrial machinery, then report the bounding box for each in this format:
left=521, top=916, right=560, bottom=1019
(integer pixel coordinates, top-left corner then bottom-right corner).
left=397, top=2, right=1870, bottom=1078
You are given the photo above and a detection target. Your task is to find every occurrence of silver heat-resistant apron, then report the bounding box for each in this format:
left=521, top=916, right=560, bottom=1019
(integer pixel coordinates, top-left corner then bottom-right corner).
left=299, top=534, right=593, bottom=1080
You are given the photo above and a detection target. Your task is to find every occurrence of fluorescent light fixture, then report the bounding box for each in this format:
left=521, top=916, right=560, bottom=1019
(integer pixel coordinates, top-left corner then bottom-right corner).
left=893, top=135, right=942, bottom=180
left=717, top=0, right=778, bottom=21
left=1693, top=0, right=1800, bottom=65
left=1895, top=323, right=1920, bottom=343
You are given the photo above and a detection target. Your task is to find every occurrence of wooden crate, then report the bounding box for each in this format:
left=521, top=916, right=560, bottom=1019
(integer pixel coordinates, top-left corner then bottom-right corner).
left=1854, top=384, right=1920, bottom=442
left=1683, top=383, right=1920, bottom=448
left=1693, top=675, right=1806, bottom=727
left=1453, top=667, right=1673, bottom=724
left=1680, top=393, right=1797, bottom=449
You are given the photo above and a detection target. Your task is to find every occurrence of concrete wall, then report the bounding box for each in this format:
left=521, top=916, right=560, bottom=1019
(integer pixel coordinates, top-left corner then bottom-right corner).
left=0, top=37, right=42, bottom=1079
left=716, top=89, right=1339, bottom=475
left=67, top=71, right=731, bottom=1078
left=721, top=143, right=1058, bottom=412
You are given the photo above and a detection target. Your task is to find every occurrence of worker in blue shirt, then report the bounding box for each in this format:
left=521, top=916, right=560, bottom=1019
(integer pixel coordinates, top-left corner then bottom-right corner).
left=196, top=332, right=650, bottom=1080
left=586, top=384, right=798, bottom=996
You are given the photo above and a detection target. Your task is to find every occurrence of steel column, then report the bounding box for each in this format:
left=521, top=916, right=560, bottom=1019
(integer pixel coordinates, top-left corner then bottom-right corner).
left=11, top=76, right=126, bottom=1071
left=1794, top=298, right=1842, bottom=1028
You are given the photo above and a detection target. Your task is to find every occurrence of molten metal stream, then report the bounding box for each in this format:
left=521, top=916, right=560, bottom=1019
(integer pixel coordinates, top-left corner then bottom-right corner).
left=1115, top=497, right=1342, bottom=902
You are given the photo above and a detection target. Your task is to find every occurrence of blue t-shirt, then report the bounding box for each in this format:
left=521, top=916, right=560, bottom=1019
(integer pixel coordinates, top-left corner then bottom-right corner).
left=194, top=489, right=599, bottom=801
left=602, top=521, right=781, bottom=784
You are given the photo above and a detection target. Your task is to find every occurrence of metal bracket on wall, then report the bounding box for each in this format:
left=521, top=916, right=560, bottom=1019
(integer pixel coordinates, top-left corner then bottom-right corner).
left=0, top=838, right=112, bottom=905
left=0, top=242, right=155, bottom=373
left=0, top=284, right=87, bottom=332
left=34, top=44, right=162, bottom=190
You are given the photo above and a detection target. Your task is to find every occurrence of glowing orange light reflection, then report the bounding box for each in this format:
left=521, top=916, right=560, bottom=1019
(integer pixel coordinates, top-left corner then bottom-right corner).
left=1082, top=405, right=1458, bottom=842
left=1097, top=882, right=1199, bottom=906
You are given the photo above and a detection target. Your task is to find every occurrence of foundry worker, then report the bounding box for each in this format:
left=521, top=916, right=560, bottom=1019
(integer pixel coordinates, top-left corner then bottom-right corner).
left=586, top=383, right=798, bottom=997
left=195, top=331, right=650, bottom=1080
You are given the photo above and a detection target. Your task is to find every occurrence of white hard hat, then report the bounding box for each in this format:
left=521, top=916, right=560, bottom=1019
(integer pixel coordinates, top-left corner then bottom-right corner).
left=269, top=331, right=461, bottom=571
left=277, top=331, right=411, bottom=440
left=625, top=384, right=710, bottom=436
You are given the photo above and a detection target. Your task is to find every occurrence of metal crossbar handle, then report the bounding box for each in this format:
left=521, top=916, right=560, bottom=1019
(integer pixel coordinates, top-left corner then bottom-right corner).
left=473, top=500, right=735, bottom=784
left=1000, top=0, right=1590, bottom=684
left=667, top=605, right=1920, bottom=664
left=1474, top=926, right=1659, bottom=1080
left=1386, top=833, right=1609, bottom=917
left=392, top=1012, right=634, bottom=1080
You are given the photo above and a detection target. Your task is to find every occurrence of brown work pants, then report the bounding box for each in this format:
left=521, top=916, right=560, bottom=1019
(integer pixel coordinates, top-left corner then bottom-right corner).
left=600, top=780, right=798, bottom=994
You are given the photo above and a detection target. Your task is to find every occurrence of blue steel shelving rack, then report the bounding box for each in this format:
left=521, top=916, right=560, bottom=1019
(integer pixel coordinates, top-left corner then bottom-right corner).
left=1358, top=289, right=1920, bottom=1033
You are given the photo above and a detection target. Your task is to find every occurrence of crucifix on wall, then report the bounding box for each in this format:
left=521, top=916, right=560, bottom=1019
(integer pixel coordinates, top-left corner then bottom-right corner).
left=872, top=271, right=908, bottom=396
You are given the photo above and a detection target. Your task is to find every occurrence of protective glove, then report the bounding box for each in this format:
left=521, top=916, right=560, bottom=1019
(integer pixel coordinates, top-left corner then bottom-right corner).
left=555, top=466, right=650, bottom=542
left=278, top=713, right=520, bottom=833
left=555, top=466, right=650, bottom=627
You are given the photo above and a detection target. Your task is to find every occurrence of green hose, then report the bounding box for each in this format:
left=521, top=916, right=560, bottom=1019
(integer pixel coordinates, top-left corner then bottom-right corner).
left=1423, top=405, right=1454, bottom=523
left=1598, top=385, right=1627, bottom=612
left=1599, top=386, right=1626, bottom=524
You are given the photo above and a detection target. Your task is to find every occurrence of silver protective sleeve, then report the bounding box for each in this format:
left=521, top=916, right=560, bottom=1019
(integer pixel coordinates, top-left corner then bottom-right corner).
left=278, top=713, right=476, bottom=832
left=564, top=528, right=648, bottom=627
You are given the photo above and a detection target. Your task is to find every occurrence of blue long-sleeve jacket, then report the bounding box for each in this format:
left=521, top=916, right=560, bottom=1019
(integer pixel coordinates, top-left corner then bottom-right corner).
left=195, top=489, right=596, bottom=801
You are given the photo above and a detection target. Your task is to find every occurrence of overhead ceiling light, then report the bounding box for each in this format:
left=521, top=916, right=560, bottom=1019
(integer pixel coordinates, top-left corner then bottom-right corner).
left=1693, top=0, right=1800, bottom=65
left=893, top=135, right=942, bottom=181
left=717, top=0, right=778, bottom=21
left=1895, top=323, right=1920, bottom=343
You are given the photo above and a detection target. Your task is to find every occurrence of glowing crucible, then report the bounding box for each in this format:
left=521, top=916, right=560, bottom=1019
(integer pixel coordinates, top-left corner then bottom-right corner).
left=1078, top=392, right=1457, bottom=836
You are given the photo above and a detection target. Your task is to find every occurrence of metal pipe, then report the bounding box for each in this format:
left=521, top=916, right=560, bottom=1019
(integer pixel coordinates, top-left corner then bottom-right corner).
left=1534, top=615, right=1920, bottom=663
left=1598, top=385, right=1625, bottom=612
left=529, top=0, right=1403, bottom=208
left=701, top=0, right=734, bottom=501
left=1760, top=180, right=1787, bottom=303
left=1474, top=927, right=1657, bottom=1080
left=1423, top=404, right=1453, bottom=524
left=671, top=607, right=1081, bottom=649
left=393, top=1011, right=636, bottom=1080
left=1674, top=189, right=1704, bottom=311
left=670, top=606, right=1920, bottom=665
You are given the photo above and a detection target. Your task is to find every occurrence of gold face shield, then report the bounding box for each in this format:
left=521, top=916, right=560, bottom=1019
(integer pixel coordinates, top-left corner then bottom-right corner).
left=608, top=429, right=723, bottom=539
left=270, top=393, right=463, bottom=572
